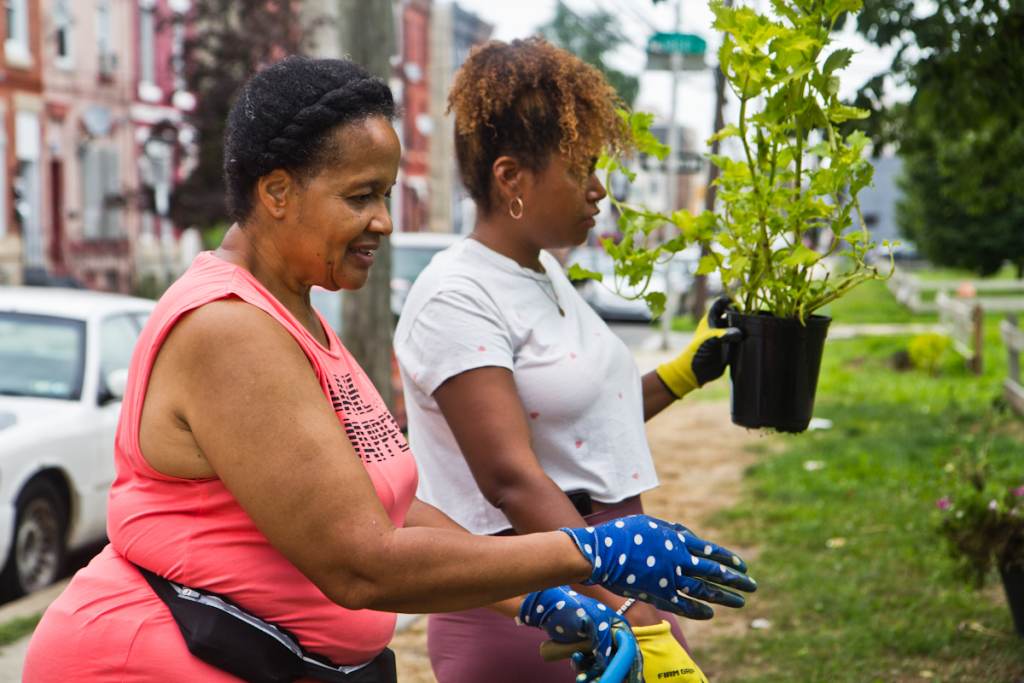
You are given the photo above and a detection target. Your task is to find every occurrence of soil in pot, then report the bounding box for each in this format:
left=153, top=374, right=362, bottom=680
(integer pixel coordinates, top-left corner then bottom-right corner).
left=726, top=310, right=831, bottom=433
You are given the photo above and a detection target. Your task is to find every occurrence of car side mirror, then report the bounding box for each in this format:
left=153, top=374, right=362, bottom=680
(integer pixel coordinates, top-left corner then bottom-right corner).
left=100, top=368, right=129, bottom=404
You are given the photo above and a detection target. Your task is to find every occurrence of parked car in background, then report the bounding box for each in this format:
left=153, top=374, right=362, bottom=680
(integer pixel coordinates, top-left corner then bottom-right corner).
left=0, top=287, right=154, bottom=598
left=390, top=231, right=463, bottom=317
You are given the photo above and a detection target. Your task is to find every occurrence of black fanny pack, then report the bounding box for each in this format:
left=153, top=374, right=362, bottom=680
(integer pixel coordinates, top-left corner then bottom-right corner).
left=135, top=565, right=396, bottom=683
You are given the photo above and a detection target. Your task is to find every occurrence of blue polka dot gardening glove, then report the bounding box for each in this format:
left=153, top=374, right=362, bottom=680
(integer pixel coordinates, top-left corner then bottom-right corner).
left=562, top=514, right=757, bottom=620
left=519, top=586, right=643, bottom=683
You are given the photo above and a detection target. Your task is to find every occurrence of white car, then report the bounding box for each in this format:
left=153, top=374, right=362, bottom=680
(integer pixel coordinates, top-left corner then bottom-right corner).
left=390, top=231, right=463, bottom=316
left=0, top=286, right=154, bottom=598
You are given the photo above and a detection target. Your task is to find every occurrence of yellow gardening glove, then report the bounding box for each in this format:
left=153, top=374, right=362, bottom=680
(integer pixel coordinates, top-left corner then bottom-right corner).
left=632, top=620, right=709, bottom=683
left=656, top=297, right=742, bottom=398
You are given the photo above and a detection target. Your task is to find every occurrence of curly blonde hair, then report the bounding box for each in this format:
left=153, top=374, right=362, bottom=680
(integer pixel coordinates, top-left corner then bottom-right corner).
left=447, top=37, right=631, bottom=214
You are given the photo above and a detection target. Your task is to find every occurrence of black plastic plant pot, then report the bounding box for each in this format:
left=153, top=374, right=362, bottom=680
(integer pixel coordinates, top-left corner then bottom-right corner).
left=725, top=309, right=831, bottom=433
left=1000, top=563, right=1024, bottom=637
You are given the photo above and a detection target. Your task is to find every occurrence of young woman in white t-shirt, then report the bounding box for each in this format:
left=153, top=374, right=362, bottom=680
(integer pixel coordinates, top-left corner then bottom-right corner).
left=394, top=38, right=744, bottom=683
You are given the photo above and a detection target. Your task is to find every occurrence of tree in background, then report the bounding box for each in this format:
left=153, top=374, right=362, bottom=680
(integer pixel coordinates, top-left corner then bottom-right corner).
left=852, top=0, right=1024, bottom=276
left=335, top=0, right=397, bottom=412
left=538, top=1, right=640, bottom=106
left=171, top=0, right=318, bottom=231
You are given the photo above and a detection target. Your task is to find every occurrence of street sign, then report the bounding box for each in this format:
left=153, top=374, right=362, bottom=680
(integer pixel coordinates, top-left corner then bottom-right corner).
left=643, top=150, right=705, bottom=175
left=648, top=32, right=706, bottom=56
left=646, top=31, right=707, bottom=72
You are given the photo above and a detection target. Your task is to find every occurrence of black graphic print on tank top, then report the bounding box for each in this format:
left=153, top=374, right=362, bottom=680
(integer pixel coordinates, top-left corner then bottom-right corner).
left=328, top=372, right=410, bottom=463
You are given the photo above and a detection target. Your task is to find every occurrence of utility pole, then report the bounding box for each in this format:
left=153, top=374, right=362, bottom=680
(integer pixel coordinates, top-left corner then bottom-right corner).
left=337, top=0, right=397, bottom=409
left=691, top=0, right=733, bottom=322
left=659, top=0, right=682, bottom=351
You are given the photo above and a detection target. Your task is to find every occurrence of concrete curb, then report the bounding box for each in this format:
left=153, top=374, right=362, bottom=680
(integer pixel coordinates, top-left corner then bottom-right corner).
left=0, top=580, right=67, bottom=626
left=0, top=580, right=69, bottom=682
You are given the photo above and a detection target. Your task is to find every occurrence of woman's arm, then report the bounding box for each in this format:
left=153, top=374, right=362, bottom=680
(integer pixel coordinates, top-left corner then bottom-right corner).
left=642, top=370, right=678, bottom=421
left=431, top=366, right=665, bottom=626
left=154, top=301, right=590, bottom=614
left=404, top=498, right=521, bottom=617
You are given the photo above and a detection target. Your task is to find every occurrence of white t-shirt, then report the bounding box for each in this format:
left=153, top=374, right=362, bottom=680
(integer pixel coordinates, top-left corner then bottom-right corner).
left=394, top=238, right=659, bottom=535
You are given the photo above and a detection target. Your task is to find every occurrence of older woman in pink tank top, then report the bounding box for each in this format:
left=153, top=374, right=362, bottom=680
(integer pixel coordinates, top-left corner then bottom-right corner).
left=23, top=56, right=756, bottom=683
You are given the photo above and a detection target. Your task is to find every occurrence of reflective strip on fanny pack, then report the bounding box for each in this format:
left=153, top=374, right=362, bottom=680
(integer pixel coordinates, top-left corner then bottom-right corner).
left=169, top=582, right=372, bottom=676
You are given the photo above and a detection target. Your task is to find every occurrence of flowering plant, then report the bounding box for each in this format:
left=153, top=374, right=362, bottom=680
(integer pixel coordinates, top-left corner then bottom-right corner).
left=935, top=420, right=1024, bottom=587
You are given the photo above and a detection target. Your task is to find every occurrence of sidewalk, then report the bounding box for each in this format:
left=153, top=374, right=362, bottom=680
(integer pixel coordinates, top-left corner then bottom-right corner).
left=0, top=579, right=68, bottom=681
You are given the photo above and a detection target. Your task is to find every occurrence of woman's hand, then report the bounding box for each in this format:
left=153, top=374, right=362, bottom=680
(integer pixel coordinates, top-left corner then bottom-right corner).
left=655, top=297, right=742, bottom=399
left=519, top=586, right=643, bottom=683
left=561, top=514, right=757, bottom=620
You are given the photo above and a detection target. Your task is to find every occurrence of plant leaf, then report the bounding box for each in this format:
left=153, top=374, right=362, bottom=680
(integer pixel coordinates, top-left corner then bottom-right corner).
left=823, top=48, right=855, bottom=75
left=567, top=263, right=603, bottom=282
left=697, top=254, right=719, bottom=275
left=828, top=104, right=870, bottom=123
left=644, top=291, right=667, bottom=318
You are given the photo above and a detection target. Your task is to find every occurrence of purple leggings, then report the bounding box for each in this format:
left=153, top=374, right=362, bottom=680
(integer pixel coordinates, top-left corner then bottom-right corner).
left=427, top=499, right=690, bottom=683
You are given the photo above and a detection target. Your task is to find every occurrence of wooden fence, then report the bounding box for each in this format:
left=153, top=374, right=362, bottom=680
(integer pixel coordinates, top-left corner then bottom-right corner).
left=889, top=270, right=1024, bottom=314
left=1001, top=315, right=1024, bottom=417
left=937, top=291, right=984, bottom=375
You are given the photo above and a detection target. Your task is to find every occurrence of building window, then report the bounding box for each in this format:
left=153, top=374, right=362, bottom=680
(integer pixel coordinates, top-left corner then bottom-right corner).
left=97, top=0, right=116, bottom=77
left=80, top=142, right=122, bottom=240
left=171, top=18, right=186, bottom=91
left=4, top=0, right=31, bottom=66
left=139, top=0, right=156, bottom=85
left=54, top=0, right=73, bottom=67
left=0, top=110, right=6, bottom=238
left=14, top=111, right=42, bottom=265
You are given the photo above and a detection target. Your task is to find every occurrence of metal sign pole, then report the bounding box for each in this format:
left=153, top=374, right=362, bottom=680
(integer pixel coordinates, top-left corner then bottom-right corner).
left=660, top=0, right=682, bottom=351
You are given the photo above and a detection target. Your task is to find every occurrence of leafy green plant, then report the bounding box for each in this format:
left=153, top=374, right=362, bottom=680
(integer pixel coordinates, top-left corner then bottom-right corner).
left=907, top=332, right=951, bottom=375
left=587, top=0, right=894, bottom=321
left=936, top=413, right=1024, bottom=586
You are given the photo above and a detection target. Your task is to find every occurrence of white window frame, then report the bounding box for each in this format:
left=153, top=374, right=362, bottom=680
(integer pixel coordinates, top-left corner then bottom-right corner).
left=14, top=111, right=42, bottom=264
left=96, top=0, right=114, bottom=75
left=139, top=0, right=156, bottom=86
left=171, top=17, right=186, bottom=91
left=54, top=0, right=73, bottom=69
left=0, top=108, right=6, bottom=238
left=4, top=0, right=31, bottom=67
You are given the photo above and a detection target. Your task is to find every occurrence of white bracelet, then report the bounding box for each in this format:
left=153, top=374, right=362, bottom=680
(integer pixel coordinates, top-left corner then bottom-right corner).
left=615, top=597, right=637, bottom=616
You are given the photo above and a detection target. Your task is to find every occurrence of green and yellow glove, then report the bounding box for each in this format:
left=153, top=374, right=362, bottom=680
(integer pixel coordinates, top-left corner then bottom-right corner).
left=656, top=297, right=742, bottom=399
left=632, top=621, right=709, bottom=683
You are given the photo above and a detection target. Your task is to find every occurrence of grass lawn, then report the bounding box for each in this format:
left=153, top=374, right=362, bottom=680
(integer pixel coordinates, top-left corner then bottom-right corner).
left=818, top=278, right=937, bottom=325
left=0, top=614, right=40, bottom=647
left=915, top=264, right=1021, bottom=282
left=697, top=320, right=1024, bottom=682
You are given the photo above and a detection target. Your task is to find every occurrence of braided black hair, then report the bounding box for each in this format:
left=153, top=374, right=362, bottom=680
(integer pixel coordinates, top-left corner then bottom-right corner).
left=223, top=55, right=396, bottom=223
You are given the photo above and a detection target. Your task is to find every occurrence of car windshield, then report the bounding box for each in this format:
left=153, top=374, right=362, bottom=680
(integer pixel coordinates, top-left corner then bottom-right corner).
left=0, top=313, right=85, bottom=400
left=393, top=246, right=444, bottom=282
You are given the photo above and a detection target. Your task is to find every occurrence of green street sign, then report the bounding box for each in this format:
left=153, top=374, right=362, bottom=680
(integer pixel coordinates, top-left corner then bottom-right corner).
left=646, top=32, right=707, bottom=72
left=647, top=32, right=706, bottom=56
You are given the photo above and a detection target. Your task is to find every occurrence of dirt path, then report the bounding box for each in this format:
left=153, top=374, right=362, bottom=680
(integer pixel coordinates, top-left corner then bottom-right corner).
left=391, top=399, right=762, bottom=682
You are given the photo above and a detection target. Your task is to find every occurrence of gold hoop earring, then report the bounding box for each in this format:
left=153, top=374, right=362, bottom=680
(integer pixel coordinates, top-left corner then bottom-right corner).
left=508, top=196, right=525, bottom=220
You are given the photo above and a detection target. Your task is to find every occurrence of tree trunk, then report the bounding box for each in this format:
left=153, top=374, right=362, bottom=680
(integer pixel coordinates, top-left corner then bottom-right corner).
left=336, top=0, right=397, bottom=410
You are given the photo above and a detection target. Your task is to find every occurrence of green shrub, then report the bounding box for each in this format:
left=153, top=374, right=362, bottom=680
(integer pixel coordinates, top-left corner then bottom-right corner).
left=907, top=332, right=950, bottom=375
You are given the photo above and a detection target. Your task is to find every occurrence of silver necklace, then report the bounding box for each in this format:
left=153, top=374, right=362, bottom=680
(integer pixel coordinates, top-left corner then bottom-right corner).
left=532, top=275, right=565, bottom=317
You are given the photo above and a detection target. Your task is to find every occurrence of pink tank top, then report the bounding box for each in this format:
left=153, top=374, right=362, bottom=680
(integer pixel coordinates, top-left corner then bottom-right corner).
left=106, top=251, right=418, bottom=664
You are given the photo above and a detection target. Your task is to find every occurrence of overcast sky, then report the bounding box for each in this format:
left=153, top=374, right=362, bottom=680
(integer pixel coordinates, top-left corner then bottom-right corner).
left=452, top=0, right=902, bottom=146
